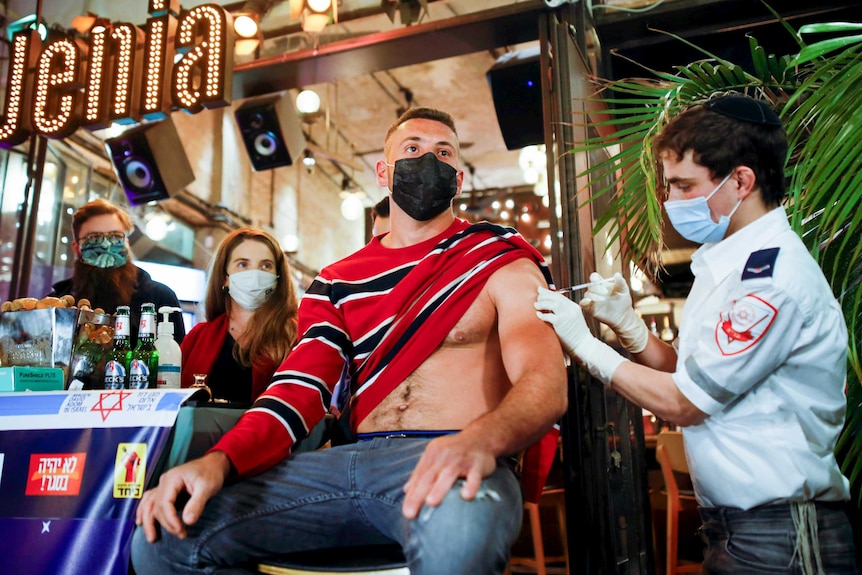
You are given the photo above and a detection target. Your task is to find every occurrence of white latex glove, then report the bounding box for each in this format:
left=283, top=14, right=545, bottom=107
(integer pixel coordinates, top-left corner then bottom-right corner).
left=580, top=272, right=649, bottom=354
left=535, top=287, right=627, bottom=386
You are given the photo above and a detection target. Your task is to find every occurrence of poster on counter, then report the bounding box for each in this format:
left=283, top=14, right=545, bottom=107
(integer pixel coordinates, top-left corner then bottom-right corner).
left=0, top=389, right=194, bottom=575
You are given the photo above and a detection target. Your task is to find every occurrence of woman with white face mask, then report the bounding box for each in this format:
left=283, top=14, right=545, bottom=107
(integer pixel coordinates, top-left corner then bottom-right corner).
left=181, top=228, right=299, bottom=404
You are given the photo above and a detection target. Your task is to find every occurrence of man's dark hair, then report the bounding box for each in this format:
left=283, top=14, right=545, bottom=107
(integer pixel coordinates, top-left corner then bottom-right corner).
left=371, top=196, right=390, bottom=220
left=385, top=107, right=458, bottom=144
left=653, top=96, right=788, bottom=206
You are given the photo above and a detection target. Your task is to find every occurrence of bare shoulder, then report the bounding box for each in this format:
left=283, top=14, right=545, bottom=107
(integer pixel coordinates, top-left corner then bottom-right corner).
left=486, top=257, right=549, bottom=297
left=484, top=257, right=552, bottom=330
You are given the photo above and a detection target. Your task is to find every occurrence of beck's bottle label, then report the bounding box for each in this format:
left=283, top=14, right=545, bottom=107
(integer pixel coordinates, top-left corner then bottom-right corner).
left=104, top=360, right=127, bottom=389
left=128, top=359, right=150, bottom=390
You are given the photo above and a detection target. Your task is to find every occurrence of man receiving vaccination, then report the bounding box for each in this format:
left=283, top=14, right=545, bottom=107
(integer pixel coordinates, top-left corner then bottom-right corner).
left=132, top=107, right=567, bottom=575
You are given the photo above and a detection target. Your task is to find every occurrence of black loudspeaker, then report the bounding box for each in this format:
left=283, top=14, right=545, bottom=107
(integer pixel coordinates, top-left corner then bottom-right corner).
left=234, top=92, right=307, bottom=171
left=486, top=47, right=543, bottom=151
left=105, top=118, right=195, bottom=206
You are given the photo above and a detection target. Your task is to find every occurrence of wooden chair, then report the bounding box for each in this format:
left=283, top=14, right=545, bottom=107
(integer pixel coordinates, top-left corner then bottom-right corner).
left=508, top=488, right=569, bottom=575
left=655, top=431, right=702, bottom=575
left=509, top=437, right=568, bottom=575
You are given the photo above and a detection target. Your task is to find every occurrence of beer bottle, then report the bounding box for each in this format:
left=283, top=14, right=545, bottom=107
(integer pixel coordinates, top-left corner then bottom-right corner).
left=104, top=306, right=131, bottom=389
left=126, top=302, right=159, bottom=389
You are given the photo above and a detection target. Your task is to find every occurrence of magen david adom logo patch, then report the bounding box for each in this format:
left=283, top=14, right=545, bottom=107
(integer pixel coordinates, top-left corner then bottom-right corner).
left=714, top=294, right=777, bottom=356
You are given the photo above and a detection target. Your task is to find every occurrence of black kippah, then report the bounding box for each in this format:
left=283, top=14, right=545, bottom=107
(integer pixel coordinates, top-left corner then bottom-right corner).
left=705, top=95, right=782, bottom=126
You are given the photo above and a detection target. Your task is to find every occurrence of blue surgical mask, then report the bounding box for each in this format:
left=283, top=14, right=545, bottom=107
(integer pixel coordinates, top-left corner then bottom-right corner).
left=664, top=173, right=741, bottom=244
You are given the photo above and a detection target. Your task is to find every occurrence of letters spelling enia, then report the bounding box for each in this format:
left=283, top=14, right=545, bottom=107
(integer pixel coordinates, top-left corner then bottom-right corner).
left=0, top=0, right=235, bottom=148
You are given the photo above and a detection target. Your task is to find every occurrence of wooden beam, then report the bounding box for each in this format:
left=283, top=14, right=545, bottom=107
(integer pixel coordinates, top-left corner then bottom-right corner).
left=232, top=1, right=547, bottom=99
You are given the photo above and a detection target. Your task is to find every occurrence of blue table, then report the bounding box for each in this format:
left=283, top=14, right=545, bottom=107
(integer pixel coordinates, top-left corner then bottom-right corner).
left=0, top=389, right=195, bottom=575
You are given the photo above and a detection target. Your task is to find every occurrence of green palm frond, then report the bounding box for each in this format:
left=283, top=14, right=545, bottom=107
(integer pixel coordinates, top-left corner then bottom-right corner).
left=572, top=16, right=862, bottom=503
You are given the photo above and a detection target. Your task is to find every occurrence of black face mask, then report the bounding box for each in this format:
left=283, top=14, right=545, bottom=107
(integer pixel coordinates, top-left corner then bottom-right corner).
left=390, top=152, right=458, bottom=221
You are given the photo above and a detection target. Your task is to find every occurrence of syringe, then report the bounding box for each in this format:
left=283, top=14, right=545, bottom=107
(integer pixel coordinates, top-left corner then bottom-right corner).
left=555, top=277, right=614, bottom=294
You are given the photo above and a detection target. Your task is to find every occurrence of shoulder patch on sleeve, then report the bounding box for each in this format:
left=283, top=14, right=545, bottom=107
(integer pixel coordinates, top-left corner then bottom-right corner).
left=715, top=294, right=778, bottom=355
left=742, top=247, right=780, bottom=280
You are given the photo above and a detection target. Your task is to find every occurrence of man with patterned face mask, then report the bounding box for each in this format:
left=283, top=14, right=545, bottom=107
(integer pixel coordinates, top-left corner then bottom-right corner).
left=132, top=108, right=567, bottom=575
left=535, top=94, right=856, bottom=574
left=48, top=198, right=185, bottom=346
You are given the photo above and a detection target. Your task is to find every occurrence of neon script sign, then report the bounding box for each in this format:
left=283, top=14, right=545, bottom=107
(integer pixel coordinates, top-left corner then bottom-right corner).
left=0, top=0, right=234, bottom=147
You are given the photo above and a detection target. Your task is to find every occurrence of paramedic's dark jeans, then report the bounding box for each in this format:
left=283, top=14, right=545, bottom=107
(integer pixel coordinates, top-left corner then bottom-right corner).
left=699, top=501, right=858, bottom=574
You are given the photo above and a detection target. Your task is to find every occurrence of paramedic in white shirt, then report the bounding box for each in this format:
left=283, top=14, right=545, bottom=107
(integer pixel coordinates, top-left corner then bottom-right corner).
left=535, top=94, right=857, bottom=575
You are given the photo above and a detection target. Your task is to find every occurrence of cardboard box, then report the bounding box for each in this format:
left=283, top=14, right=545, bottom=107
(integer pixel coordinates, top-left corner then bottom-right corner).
left=0, top=366, right=66, bottom=392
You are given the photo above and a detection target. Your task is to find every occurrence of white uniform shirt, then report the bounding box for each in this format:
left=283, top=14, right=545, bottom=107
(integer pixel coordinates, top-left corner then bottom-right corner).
left=673, top=206, right=850, bottom=509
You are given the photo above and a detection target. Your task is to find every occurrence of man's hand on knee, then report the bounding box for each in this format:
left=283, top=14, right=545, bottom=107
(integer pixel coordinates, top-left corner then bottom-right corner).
left=135, top=451, right=231, bottom=542
left=401, top=435, right=496, bottom=520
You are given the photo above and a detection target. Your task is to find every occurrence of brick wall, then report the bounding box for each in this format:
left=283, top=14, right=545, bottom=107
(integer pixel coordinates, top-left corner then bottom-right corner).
left=171, top=104, right=366, bottom=276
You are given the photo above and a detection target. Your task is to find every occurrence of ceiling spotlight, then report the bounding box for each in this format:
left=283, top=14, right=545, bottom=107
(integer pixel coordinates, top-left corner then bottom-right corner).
left=232, top=10, right=262, bottom=56
left=291, top=0, right=337, bottom=33
left=296, top=89, right=321, bottom=115
left=307, top=0, right=332, bottom=12
left=233, top=14, right=259, bottom=38
left=302, top=149, right=316, bottom=169
left=340, top=192, right=364, bottom=221
left=282, top=234, right=300, bottom=253
left=523, top=166, right=540, bottom=185
left=518, top=144, right=546, bottom=171
left=145, top=213, right=170, bottom=241
left=533, top=169, right=549, bottom=197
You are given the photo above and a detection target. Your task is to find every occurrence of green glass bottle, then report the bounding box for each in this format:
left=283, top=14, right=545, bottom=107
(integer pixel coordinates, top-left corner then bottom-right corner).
left=104, top=305, right=131, bottom=389
left=126, top=302, right=159, bottom=389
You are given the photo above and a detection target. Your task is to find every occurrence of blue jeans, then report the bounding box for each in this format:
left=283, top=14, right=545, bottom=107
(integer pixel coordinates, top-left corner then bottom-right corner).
left=699, top=501, right=858, bottom=574
left=131, top=437, right=523, bottom=575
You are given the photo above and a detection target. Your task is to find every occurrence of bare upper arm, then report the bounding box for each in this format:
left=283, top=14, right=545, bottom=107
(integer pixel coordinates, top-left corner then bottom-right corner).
left=485, top=258, right=567, bottom=389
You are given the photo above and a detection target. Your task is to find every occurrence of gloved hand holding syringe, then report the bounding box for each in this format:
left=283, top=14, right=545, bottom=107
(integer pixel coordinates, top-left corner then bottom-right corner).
left=557, top=273, right=650, bottom=354
left=555, top=277, right=614, bottom=294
